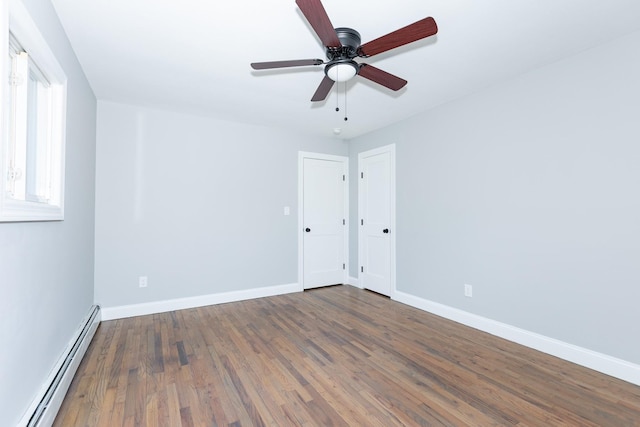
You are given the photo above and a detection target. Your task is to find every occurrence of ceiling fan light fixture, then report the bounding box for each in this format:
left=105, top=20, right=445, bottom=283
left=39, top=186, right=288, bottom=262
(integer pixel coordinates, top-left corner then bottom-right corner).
left=325, top=61, right=358, bottom=82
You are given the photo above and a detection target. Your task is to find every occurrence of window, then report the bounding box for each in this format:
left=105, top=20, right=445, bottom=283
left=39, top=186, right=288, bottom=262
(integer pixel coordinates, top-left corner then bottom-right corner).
left=1, top=0, right=67, bottom=221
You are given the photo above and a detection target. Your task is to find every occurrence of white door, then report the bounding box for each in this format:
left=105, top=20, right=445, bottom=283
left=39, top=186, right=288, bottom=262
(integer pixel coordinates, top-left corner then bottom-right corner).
left=299, top=153, right=348, bottom=289
left=359, top=145, right=395, bottom=296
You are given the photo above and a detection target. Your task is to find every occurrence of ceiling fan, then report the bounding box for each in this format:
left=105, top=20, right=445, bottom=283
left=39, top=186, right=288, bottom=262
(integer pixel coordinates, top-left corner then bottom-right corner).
left=250, top=0, right=438, bottom=102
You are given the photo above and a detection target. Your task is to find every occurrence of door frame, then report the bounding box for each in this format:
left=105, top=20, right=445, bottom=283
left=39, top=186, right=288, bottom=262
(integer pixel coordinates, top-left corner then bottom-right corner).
left=298, top=151, right=349, bottom=291
left=358, top=144, right=396, bottom=296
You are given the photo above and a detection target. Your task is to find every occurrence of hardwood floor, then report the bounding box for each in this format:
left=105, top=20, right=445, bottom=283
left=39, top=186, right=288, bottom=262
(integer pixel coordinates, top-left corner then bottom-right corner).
left=54, top=285, right=640, bottom=426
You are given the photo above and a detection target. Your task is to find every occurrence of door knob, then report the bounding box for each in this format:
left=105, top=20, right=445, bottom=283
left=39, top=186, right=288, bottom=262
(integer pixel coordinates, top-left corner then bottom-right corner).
left=305, top=228, right=311, bottom=232
left=383, top=228, right=389, bottom=234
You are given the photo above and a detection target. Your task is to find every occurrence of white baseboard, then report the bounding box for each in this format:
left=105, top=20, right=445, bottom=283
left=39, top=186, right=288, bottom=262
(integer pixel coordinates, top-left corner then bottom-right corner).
left=18, top=305, right=101, bottom=427
left=347, top=276, right=362, bottom=288
left=101, top=283, right=300, bottom=321
left=101, top=285, right=640, bottom=386
left=393, top=290, right=640, bottom=387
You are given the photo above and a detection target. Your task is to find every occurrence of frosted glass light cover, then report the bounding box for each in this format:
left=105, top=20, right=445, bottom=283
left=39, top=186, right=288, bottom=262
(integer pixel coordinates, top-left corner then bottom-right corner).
left=326, top=62, right=357, bottom=82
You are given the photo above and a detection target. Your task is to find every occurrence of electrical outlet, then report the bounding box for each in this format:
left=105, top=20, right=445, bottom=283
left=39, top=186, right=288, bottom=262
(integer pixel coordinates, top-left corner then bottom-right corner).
left=139, top=276, right=148, bottom=288
left=464, top=284, right=472, bottom=298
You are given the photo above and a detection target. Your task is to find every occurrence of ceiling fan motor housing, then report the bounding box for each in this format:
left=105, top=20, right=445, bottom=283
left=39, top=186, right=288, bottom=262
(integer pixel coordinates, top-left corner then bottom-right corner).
left=324, top=27, right=361, bottom=82
left=326, top=27, right=361, bottom=61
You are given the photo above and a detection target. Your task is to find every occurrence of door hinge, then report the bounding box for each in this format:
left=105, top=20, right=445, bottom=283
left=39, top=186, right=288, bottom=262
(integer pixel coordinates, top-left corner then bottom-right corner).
left=361, top=266, right=364, bottom=273
left=361, top=172, right=364, bottom=179
left=343, top=219, right=345, bottom=225
left=361, top=219, right=363, bottom=226
left=343, top=263, right=346, bottom=270
left=343, top=174, right=345, bottom=181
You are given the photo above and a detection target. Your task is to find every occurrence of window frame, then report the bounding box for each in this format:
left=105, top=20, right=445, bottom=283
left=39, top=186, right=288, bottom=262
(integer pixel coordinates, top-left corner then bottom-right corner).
left=1, top=0, right=67, bottom=222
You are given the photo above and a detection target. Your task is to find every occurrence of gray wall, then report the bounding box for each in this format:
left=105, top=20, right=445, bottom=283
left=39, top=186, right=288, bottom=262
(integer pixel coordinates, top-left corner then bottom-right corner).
left=0, top=0, right=97, bottom=425
left=94, top=101, right=347, bottom=308
left=349, top=30, right=640, bottom=364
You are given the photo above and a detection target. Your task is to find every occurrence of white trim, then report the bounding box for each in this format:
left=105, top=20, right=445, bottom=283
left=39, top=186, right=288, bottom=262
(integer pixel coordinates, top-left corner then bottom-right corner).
left=357, top=144, right=396, bottom=297
left=1, top=0, right=67, bottom=222
left=297, top=151, right=349, bottom=290
left=100, top=283, right=300, bottom=321
left=17, top=306, right=101, bottom=427
left=347, top=276, right=362, bottom=288
left=8, top=0, right=66, bottom=81
left=393, top=290, right=640, bottom=387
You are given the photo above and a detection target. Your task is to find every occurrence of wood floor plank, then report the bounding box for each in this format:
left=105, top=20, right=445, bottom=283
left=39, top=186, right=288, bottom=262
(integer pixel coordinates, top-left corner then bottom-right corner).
left=143, top=391, right=158, bottom=427
left=54, top=286, right=640, bottom=426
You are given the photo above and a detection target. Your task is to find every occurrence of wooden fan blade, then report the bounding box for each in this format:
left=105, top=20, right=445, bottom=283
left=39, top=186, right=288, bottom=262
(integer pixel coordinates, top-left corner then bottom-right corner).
left=359, top=17, right=438, bottom=57
left=311, top=76, right=335, bottom=101
left=358, top=64, right=407, bottom=91
left=251, top=59, right=324, bottom=70
left=296, top=0, right=341, bottom=48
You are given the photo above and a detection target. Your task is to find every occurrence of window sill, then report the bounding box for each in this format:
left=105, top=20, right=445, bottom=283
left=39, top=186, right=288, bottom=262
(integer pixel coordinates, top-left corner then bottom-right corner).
left=0, top=196, right=64, bottom=222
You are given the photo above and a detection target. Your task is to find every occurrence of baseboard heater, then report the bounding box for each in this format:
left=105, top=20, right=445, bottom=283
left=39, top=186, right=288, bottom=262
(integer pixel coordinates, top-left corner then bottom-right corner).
left=20, top=305, right=101, bottom=427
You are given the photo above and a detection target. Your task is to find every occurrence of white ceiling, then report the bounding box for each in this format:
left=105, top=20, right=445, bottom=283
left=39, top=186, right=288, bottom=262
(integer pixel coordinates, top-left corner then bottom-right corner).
left=51, top=0, right=640, bottom=140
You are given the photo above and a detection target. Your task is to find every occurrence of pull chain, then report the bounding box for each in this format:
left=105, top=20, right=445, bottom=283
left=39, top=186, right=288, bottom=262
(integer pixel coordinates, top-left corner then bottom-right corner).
left=343, top=82, right=348, bottom=121
left=333, top=80, right=348, bottom=121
